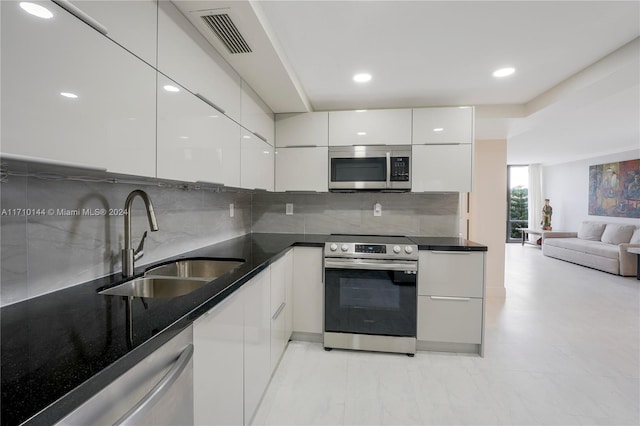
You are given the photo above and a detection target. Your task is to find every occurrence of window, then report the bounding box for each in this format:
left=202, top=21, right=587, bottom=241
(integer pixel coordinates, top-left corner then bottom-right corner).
left=507, top=165, right=529, bottom=242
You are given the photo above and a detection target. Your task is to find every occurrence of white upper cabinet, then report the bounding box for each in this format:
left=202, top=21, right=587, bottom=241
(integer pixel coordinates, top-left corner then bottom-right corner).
left=241, top=129, right=274, bottom=191
left=275, top=147, right=328, bottom=192
left=69, top=0, right=158, bottom=66
left=157, top=74, right=241, bottom=185
left=328, top=109, right=412, bottom=146
left=241, top=81, right=275, bottom=146
left=412, top=144, right=473, bottom=192
left=275, top=112, right=329, bottom=147
left=413, top=107, right=474, bottom=144
left=1, top=0, right=156, bottom=177
left=157, top=1, right=241, bottom=121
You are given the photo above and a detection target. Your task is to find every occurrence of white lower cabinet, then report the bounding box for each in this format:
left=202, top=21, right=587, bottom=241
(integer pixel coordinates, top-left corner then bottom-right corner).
left=270, top=249, right=293, bottom=371
left=194, top=293, right=244, bottom=426
left=275, top=147, right=328, bottom=192
left=412, top=144, right=473, bottom=192
left=241, top=129, right=275, bottom=191
left=417, top=250, right=486, bottom=354
left=243, top=268, right=272, bottom=424
left=157, top=74, right=241, bottom=185
left=292, top=247, right=324, bottom=335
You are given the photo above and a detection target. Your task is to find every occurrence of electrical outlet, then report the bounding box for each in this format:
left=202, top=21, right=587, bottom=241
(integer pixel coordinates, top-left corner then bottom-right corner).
left=229, top=203, right=234, bottom=217
left=286, top=203, right=294, bottom=215
left=373, top=202, right=382, bottom=217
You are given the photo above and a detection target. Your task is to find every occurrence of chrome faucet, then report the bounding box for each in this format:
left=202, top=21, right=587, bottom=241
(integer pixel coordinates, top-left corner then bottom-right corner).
left=122, top=190, right=159, bottom=278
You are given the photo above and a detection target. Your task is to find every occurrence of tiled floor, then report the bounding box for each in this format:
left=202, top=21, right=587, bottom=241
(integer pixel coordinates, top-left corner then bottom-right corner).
left=252, top=244, right=640, bottom=426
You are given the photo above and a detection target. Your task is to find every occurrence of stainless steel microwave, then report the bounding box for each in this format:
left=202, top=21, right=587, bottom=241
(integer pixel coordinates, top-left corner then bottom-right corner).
left=328, top=145, right=411, bottom=191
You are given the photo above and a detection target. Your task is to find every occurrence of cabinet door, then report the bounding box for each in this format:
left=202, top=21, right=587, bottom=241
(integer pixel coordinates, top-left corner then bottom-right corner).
left=275, top=147, right=328, bottom=192
left=283, top=250, right=294, bottom=340
left=412, top=144, right=473, bottom=192
left=69, top=0, right=157, bottom=66
left=328, top=109, right=412, bottom=146
left=418, top=251, right=484, bottom=297
left=157, top=74, right=241, bottom=185
left=418, top=296, right=482, bottom=344
left=275, top=112, right=329, bottom=147
left=157, top=1, right=241, bottom=121
left=413, top=107, right=474, bottom=144
left=241, top=81, right=275, bottom=146
left=194, top=294, right=244, bottom=426
left=241, top=129, right=274, bottom=191
left=292, top=247, right=324, bottom=334
left=1, top=0, right=156, bottom=177
left=244, top=268, right=271, bottom=423
left=270, top=255, right=288, bottom=372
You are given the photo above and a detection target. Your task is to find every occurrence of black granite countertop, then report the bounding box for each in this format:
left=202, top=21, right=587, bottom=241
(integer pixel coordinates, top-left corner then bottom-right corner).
left=408, top=236, right=488, bottom=251
left=1, top=232, right=484, bottom=425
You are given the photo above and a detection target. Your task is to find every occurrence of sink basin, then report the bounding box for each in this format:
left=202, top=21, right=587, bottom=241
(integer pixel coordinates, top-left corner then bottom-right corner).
left=144, top=258, right=244, bottom=280
left=99, top=277, right=211, bottom=298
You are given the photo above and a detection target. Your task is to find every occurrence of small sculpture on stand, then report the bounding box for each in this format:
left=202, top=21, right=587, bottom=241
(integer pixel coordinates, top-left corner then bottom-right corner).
left=541, top=199, right=552, bottom=231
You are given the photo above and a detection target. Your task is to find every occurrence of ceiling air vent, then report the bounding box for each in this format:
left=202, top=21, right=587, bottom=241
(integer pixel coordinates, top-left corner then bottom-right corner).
left=201, top=14, right=252, bottom=54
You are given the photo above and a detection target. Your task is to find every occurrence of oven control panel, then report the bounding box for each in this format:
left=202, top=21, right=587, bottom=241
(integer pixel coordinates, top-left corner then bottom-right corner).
left=355, top=244, right=386, bottom=254
left=326, top=241, right=418, bottom=260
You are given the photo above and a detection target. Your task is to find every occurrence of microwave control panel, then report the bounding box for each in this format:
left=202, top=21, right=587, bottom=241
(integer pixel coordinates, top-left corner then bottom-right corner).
left=390, top=157, right=410, bottom=181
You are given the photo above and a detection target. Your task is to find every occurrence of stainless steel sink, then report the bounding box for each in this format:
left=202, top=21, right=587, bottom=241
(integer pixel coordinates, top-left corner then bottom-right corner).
left=144, top=259, right=244, bottom=280
left=99, top=277, right=211, bottom=298
left=99, top=258, right=245, bottom=299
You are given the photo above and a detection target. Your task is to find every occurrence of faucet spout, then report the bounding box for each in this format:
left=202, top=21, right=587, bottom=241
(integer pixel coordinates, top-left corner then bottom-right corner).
left=122, top=190, right=159, bottom=278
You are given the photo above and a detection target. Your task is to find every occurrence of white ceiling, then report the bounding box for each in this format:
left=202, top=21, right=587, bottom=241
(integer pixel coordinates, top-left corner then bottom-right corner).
left=174, top=0, right=640, bottom=165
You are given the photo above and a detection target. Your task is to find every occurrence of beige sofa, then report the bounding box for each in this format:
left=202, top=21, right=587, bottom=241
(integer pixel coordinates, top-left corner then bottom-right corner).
left=542, top=222, right=640, bottom=276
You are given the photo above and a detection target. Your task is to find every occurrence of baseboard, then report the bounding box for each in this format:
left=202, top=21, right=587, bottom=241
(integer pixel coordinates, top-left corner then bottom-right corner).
left=290, top=331, right=323, bottom=343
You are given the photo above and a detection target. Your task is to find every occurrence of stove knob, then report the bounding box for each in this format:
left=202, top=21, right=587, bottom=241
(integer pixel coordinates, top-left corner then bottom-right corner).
left=341, top=244, right=349, bottom=252
left=393, top=245, right=401, bottom=254
left=329, top=243, right=338, bottom=252
left=404, top=246, right=414, bottom=254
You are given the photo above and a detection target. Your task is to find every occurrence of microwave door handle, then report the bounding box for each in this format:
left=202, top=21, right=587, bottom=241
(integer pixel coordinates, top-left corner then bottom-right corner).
left=386, top=152, right=391, bottom=188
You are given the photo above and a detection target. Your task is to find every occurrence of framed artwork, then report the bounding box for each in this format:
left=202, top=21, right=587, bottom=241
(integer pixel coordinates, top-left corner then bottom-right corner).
left=588, top=158, right=640, bottom=218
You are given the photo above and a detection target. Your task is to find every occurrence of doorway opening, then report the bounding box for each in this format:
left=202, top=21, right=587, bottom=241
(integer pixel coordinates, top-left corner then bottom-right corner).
left=507, top=165, right=529, bottom=243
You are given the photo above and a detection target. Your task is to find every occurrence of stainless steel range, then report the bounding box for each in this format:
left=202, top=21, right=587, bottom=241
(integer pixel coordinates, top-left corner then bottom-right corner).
left=323, top=235, right=418, bottom=355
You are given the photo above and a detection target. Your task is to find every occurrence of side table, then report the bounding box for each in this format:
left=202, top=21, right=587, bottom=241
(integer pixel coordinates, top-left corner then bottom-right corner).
left=626, top=247, right=640, bottom=280
left=517, top=228, right=544, bottom=247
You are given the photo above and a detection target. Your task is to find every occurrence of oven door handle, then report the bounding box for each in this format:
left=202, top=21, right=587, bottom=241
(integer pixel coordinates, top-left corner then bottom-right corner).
left=325, top=258, right=417, bottom=272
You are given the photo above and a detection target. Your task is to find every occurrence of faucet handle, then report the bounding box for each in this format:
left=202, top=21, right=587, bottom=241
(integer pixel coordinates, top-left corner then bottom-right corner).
left=134, top=231, right=148, bottom=261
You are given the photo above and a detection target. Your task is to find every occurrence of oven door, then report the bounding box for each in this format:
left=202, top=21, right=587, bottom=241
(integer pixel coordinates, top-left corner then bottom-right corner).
left=329, top=156, right=388, bottom=190
left=324, top=258, right=417, bottom=337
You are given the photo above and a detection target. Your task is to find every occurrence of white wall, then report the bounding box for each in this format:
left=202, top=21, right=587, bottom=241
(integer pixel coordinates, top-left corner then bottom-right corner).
left=470, top=139, right=507, bottom=299
left=543, top=149, right=640, bottom=231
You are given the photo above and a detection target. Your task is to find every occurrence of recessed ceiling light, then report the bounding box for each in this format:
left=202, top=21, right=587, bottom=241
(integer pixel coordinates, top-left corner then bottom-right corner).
left=20, top=2, right=53, bottom=19
left=493, top=67, right=515, bottom=78
left=163, top=85, right=180, bottom=92
left=243, top=135, right=251, bottom=139
left=357, top=132, right=367, bottom=136
left=60, top=92, right=78, bottom=99
left=355, top=110, right=367, bottom=113
left=433, top=128, right=444, bottom=132
left=179, top=136, right=189, bottom=140
left=353, top=73, right=372, bottom=83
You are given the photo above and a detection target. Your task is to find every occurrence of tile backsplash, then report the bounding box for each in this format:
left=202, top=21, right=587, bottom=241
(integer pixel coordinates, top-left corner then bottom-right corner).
left=1, top=161, right=459, bottom=306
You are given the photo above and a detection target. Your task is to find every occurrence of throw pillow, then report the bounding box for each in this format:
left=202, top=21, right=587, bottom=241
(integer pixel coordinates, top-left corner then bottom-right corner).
left=601, top=224, right=636, bottom=245
left=627, top=228, right=640, bottom=244
left=577, top=222, right=606, bottom=241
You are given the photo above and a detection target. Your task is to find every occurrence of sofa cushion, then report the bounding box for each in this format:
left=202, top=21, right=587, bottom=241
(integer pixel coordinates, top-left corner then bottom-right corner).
left=601, top=224, right=636, bottom=245
left=630, top=228, right=640, bottom=244
left=543, top=237, right=619, bottom=259
left=577, top=222, right=606, bottom=241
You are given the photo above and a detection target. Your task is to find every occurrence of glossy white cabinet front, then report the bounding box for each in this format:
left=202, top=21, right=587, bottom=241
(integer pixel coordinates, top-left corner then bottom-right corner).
left=292, top=247, right=324, bottom=334
left=412, top=144, right=473, bottom=192
left=275, top=112, right=329, bottom=147
left=328, top=109, right=412, bottom=146
left=69, top=0, right=158, bottom=66
left=275, top=147, right=328, bottom=192
left=194, top=293, right=244, bottom=426
left=241, top=81, right=275, bottom=146
left=157, top=0, right=241, bottom=121
left=413, top=107, right=474, bottom=144
left=157, top=75, right=241, bottom=185
left=241, top=129, right=274, bottom=191
left=1, top=0, right=156, bottom=176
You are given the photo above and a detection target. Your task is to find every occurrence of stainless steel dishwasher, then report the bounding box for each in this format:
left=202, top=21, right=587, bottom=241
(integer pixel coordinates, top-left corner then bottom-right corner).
left=57, top=326, right=194, bottom=425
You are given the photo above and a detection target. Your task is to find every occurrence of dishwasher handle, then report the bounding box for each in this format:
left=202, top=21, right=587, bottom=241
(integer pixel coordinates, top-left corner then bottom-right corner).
left=114, top=344, right=194, bottom=426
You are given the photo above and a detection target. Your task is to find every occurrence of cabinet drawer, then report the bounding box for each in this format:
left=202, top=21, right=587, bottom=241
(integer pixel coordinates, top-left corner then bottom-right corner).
left=417, top=296, right=482, bottom=344
left=418, top=251, right=484, bottom=297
